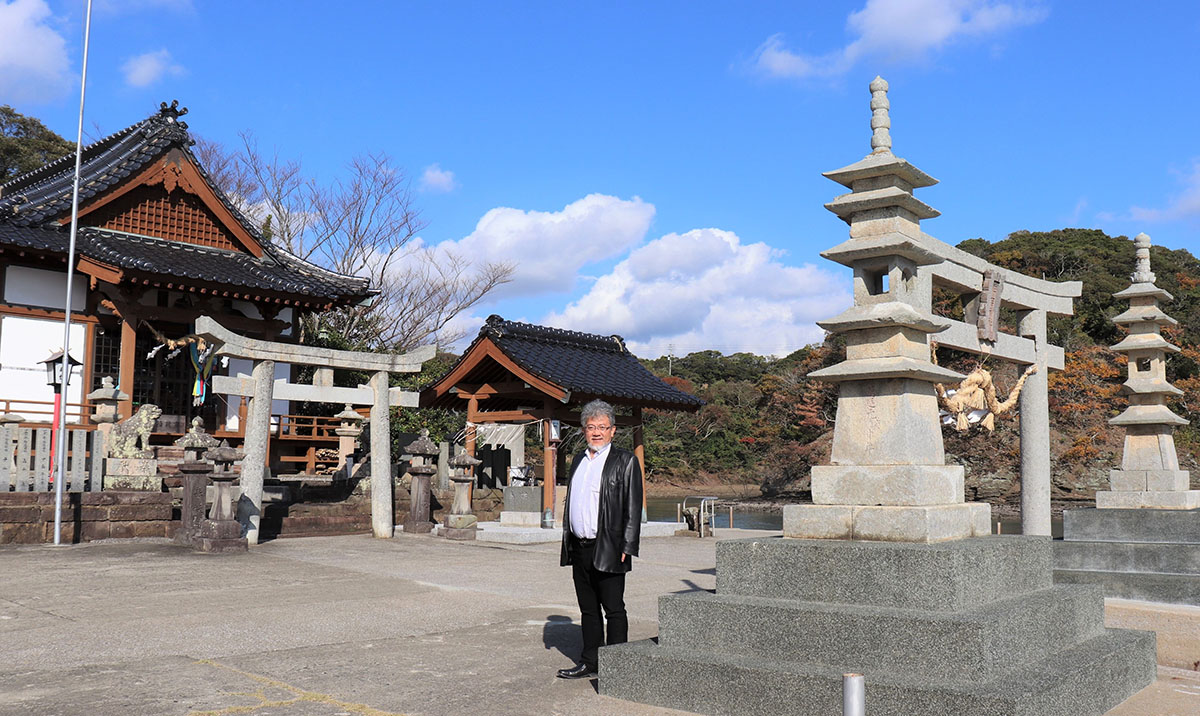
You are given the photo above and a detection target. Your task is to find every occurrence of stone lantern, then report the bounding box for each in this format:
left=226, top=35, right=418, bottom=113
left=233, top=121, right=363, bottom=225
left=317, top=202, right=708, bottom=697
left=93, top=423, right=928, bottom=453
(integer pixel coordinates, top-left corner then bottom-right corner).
left=86, top=376, right=128, bottom=432
left=194, top=440, right=247, bottom=553
left=445, top=450, right=482, bottom=541
left=173, top=417, right=220, bottom=547
left=333, top=404, right=364, bottom=475
left=402, top=429, right=439, bottom=535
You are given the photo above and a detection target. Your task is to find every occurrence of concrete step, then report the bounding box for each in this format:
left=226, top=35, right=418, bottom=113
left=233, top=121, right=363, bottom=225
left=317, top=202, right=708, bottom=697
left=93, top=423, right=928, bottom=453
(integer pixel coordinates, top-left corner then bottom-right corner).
left=656, top=584, right=1105, bottom=685
left=600, top=627, right=1156, bottom=716
left=1054, top=567, right=1200, bottom=607
left=715, top=535, right=1052, bottom=611
left=1054, top=539, right=1200, bottom=574
left=1062, top=507, right=1200, bottom=544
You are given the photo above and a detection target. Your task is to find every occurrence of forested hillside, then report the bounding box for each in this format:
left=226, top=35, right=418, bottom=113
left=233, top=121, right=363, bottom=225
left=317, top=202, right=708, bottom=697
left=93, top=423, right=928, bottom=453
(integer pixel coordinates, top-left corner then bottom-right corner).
left=634, top=229, right=1200, bottom=502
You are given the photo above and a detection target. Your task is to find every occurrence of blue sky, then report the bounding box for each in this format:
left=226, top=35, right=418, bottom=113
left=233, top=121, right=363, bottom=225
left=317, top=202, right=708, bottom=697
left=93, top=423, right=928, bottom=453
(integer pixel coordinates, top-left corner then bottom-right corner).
left=4, top=1, right=1199, bottom=357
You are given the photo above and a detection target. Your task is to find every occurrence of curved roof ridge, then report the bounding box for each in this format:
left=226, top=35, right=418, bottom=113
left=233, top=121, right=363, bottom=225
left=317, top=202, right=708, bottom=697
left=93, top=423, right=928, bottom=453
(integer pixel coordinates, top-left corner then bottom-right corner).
left=482, top=314, right=628, bottom=354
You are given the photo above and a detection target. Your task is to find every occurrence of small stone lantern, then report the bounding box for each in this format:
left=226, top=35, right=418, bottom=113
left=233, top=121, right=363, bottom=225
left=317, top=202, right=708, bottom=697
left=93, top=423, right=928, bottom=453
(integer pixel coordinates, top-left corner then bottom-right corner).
left=173, top=418, right=220, bottom=547
left=194, top=440, right=247, bottom=553
left=444, top=451, right=482, bottom=541
left=86, top=376, right=128, bottom=429
left=333, top=404, right=364, bottom=476
left=402, top=429, right=439, bottom=535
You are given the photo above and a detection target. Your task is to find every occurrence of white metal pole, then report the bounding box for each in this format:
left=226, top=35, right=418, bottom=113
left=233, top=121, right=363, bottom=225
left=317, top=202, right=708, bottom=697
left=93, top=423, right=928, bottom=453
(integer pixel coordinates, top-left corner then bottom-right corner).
left=54, top=0, right=94, bottom=546
left=843, top=673, right=865, bottom=716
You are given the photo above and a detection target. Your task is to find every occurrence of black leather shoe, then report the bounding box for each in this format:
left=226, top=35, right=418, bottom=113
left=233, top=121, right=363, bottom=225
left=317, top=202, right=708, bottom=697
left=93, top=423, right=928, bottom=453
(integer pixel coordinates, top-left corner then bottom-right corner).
left=556, top=663, right=597, bottom=679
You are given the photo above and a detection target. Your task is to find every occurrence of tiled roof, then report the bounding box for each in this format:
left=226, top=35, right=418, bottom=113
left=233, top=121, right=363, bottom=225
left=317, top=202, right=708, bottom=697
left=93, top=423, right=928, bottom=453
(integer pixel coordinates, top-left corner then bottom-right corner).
left=472, top=315, right=703, bottom=410
left=0, top=222, right=369, bottom=302
left=0, top=101, right=371, bottom=304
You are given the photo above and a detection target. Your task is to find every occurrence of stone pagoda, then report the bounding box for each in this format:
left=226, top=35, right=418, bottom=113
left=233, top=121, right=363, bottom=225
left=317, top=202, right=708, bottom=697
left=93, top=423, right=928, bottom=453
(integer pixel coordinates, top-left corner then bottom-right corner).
left=601, top=77, right=1155, bottom=716
left=1104, top=232, right=1194, bottom=509
left=798, top=76, right=989, bottom=542
left=1055, top=233, right=1200, bottom=605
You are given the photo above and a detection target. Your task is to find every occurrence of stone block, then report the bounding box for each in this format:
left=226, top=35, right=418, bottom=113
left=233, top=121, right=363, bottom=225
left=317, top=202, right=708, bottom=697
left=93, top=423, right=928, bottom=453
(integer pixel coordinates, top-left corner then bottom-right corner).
left=108, top=521, right=137, bottom=539
left=599, top=628, right=1155, bottom=716
left=1054, top=540, right=1200, bottom=575
left=1062, top=507, right=1200, bottom=543
left=0, top=505, right=41, bottom=523
left=852, top=503, right=987, bottom=542
left=1108, top=469, right=1145, bottom=492
left=656, top=585, right=1104, bottom=684
left=502, top=486, right=542, bottom=512
left=811, top=464, right=964, bottom=506
left=103, top=474, right=162, bottom=491
left=108, top=503, right=172, bottom=521
left=0, top=522, right=43, bottom=544
left=132, top=521, right=168, bottom=538
left=1054, top=568, right=1200, bottom=607
left=442, top=526, right=477, bottom=541
left=105, top=458, right=158, bottom=476
left=445, top=513, right=477, bottom=529
left=198, top=520, right=243, bottom=540
left=79, top=521, right=111, bottom=541
left=1096, top=490, right=1200, bottom=510
left=715, top=536, right=1052, bottom=611
left=1146, top=469, right=1191, bottom=491
left=402, top=520, right=434, bottom=534
left=782, top=504, right=852, bottom=539
left=499, top=510, right=542, bottom=528
left=784, top=502, right=989, bottom=543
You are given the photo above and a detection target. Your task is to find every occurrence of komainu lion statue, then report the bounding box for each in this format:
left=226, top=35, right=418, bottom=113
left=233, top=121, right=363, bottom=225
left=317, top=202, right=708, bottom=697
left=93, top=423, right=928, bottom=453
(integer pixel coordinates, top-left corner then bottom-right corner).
left=108, top=404, right=163, bottom=458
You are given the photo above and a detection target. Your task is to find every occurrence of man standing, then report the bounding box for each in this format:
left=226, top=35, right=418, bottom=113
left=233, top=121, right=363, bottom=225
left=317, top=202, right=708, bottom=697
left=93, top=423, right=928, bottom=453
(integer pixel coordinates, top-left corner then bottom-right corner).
left=556, top=399, right=643, bottom=680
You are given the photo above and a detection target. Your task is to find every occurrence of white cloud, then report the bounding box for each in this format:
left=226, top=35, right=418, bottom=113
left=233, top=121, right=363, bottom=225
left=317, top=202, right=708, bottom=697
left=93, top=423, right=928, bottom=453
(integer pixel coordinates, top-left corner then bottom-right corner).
left=750, top=0, right=1047, bottom=80
left=432, top=193, right=656, bottom=299
left=121, top=49, right=185, bottom=88
left=0, top=0, right=72, bottom=103
left=420, top=163, right=458, bottom=193
left=542, top=228, right=850, bottom=358
left=1129, top=159, right=1200, bottom=223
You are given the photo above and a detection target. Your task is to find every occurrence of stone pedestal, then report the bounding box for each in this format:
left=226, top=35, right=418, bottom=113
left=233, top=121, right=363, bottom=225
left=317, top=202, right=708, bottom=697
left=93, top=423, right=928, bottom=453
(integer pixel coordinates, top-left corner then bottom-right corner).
left=175, top=471, right=208, bottom=547
left=499, top=485, right=543, bottom=527
left=103, top=458, right=160, bottom=491
left=603, top=536, right=1156, bottom=716
left=1055, top=508, right=1200, bottom=606
left=403, top=473, right=435, bottom=534
left=1055, top=233, right=1200, bottom=604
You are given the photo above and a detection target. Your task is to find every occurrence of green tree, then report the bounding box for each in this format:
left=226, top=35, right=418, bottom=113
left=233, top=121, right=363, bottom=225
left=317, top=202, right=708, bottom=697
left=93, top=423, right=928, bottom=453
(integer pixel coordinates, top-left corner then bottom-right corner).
left=1, top=105, right=75, bottom=182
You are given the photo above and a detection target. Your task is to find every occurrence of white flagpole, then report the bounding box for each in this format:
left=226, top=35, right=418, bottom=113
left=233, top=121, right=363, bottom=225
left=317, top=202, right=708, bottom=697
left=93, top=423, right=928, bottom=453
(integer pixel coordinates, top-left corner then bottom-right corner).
left=54, top=0, right=95, bottom=546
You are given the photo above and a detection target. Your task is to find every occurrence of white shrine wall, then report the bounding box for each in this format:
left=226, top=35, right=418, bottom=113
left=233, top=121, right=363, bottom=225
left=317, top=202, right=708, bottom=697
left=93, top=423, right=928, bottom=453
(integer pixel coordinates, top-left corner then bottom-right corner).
left=4, top=266, right=87, bottom=312
left=0, top=315, right=86, bottom=421
left=222, top=357, right=290, bottom=431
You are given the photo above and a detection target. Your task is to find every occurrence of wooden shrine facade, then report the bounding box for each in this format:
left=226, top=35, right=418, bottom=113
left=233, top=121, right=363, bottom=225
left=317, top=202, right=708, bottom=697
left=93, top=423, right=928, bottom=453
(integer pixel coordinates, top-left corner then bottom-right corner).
left=0, top=101, right=373, bottom=439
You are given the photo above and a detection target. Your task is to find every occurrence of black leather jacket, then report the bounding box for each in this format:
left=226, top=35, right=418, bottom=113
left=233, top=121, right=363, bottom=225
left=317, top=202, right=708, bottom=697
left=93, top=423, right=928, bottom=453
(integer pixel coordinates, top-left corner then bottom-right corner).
left=559, top=446, right=643, bottom=573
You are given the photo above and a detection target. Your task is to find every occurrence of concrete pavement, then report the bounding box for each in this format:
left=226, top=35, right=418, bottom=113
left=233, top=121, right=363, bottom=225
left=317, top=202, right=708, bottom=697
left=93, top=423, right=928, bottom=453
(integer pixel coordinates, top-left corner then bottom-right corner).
left=0, top=530, right=1196, bottom=716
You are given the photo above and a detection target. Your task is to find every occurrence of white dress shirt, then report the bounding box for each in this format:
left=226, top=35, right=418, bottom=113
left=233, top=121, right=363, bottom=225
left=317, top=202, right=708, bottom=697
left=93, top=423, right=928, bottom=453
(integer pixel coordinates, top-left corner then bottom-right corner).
left=568, top=443, right=610, bottom=539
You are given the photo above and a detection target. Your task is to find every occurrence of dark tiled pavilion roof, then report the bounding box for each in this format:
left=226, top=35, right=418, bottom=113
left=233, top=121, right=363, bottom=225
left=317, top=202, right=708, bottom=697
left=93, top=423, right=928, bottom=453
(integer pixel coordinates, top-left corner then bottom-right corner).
left=0, top=101, right=371, bottom=306
left=425, top=315, right=704, bottom=412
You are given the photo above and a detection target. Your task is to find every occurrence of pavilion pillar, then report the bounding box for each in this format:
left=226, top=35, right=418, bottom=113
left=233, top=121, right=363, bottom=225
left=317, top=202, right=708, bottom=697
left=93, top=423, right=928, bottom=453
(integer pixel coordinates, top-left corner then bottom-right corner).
left=542, top=401, right=556, bottom=527
left=633, top=405, right=647, bottom=523
left=117, top=315, right=137, bottom=420
left=465, top=396, right=478, bottom=504
left=1018, top=308, right=1051, bottom=536
left=370, top=370, right=393, bottom=538
left=237, top=358, right=274, bottom=545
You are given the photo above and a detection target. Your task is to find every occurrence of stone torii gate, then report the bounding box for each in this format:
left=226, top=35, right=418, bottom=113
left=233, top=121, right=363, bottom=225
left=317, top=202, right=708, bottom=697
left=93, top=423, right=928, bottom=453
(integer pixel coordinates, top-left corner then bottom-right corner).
left=195, top=316, right=433, bottom=544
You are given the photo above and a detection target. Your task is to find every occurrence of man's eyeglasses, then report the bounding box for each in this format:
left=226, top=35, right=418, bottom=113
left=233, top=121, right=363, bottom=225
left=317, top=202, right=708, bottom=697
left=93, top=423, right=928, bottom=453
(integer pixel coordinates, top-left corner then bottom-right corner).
left=584, top=425, right=614, bottom=433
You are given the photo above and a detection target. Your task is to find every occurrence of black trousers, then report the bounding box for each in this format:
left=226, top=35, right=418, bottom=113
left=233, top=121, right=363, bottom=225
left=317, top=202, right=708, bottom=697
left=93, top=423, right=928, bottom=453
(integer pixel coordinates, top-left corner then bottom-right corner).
left=570, top=536, right=628, bottom=668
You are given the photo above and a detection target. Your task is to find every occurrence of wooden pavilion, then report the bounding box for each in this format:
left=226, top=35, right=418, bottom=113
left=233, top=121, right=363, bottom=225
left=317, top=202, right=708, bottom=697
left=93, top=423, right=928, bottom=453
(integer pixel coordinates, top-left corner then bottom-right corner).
left=420, top=315, right=704, bottom=515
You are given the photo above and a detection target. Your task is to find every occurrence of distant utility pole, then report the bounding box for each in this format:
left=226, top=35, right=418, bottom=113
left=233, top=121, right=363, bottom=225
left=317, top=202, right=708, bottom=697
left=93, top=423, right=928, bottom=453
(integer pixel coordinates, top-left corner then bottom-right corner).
left=666, top=343, right=675, bottom=376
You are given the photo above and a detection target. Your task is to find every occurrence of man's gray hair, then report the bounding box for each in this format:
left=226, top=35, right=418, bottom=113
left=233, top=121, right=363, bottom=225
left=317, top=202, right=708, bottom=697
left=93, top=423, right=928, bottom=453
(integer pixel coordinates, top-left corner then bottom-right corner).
left=580, top=399, right=616, bottom=426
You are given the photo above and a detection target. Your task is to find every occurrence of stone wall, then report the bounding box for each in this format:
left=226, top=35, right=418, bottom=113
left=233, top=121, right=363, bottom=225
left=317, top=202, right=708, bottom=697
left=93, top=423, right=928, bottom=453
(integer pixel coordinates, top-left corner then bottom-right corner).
left=0, top=492, right=175, bottom=544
